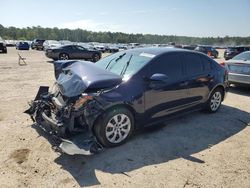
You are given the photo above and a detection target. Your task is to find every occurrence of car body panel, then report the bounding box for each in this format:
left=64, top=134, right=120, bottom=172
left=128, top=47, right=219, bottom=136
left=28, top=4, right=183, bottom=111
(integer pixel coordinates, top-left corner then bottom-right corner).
left=25, top=48, right=228, bottom=155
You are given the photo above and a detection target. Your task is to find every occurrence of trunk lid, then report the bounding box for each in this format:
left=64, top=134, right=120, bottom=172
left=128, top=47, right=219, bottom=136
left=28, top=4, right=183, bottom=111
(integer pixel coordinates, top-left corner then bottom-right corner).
left=225, top=59, right=250, bottom=75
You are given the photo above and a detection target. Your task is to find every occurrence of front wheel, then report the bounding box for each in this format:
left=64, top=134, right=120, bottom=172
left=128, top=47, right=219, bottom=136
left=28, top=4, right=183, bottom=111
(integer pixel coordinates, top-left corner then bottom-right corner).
left=59, top=53, right=69, bottom=60
left=94, top=107, right=134, bottom=147
left=205, top=88, right=223, bottom=113
left=92, top=53, right=100, bottom=62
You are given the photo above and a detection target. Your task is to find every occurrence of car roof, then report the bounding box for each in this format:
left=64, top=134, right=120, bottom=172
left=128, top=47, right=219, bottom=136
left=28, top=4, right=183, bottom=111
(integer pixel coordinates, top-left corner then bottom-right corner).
left=125, top=47, right=190, bottom=56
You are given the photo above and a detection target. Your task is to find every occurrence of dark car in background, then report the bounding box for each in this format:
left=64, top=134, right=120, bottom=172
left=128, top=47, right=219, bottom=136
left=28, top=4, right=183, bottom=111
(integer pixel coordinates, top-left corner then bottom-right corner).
left=45, top=44, right=102, bottom=62
left=194, top=45, right=219, bottom=58
left=31, top=39, right=45, bottom=50
left=26, top=48, right=228, bottom=155
left=16, top=41, right=30, bottom=50
left=0, top=37, right=7, bottom=53
left=182, top=45, right=197, bottom=50
left=106, top=45, right=119, bottom=53
left=222, top=51, right=250, bottom=86
left=224, top=46, right=250, bottom=60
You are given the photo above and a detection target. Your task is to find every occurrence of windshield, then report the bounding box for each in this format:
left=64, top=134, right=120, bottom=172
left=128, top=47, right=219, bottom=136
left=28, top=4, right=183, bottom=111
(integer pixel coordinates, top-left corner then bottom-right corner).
left=232, top=52, right=250, bottom=61
left=95, top=51, right=154, bottom=79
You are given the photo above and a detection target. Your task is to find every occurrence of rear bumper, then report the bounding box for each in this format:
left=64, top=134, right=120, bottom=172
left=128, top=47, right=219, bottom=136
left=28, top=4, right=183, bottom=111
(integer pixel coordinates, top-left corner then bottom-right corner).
left=228, top=73, right=250, bottom=85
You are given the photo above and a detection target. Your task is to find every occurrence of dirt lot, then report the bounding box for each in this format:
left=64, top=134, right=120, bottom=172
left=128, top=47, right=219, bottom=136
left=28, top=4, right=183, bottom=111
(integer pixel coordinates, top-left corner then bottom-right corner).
left=0, top=48, right=250, bottom=188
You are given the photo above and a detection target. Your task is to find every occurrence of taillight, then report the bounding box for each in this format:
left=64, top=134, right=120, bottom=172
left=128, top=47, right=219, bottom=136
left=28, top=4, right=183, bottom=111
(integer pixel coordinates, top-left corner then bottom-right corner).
left=220, top=62, right=225, bottom=67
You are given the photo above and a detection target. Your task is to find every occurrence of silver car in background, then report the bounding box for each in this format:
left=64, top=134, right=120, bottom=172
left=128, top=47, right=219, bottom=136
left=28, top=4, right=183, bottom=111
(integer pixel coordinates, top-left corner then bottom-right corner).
left=224, top=51, right=250, bottom=86
left=43, top=40, right=61, bottom=51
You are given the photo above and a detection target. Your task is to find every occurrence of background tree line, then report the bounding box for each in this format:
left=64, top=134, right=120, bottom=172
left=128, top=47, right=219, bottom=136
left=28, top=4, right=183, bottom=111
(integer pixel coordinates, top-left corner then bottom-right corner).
left=0, top=24, right=250, bottom=46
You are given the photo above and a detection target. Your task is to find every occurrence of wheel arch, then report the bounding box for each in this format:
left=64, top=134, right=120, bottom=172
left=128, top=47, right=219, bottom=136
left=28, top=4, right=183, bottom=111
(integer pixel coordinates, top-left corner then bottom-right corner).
left=209, top=84, right=226, bottom=101
left=91, top=103, right=137, bottom=132
left=59, top=52, right=69, bottom=59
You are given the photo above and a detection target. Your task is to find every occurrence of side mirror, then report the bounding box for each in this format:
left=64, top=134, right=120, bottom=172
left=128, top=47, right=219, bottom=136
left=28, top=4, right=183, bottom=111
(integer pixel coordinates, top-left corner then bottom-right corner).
left=150, top=73, right=168, bottom=82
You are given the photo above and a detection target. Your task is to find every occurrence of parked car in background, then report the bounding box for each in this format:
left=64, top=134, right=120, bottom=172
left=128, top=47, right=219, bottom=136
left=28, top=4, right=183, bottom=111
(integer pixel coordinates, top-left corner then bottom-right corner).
left=31, top=39, right=45, bottom=50
left=182, top=45, right=197, bottom=50
left=224, top=46, right=250, bottom=60
left=194, top=45, right=219, bottom=58
left=59, top=40, right=72, bottom=46
left=16, top=41, right=30, bottom=50
left=106, top=45, right=119, bottom=53
left=45, top=44, right=102, bottom=62
left=5, top=40, right=17, bottom=47
left=43, top=40, right=61, bottom=51
left=26, top=48, right=228, bottom=155
left=95, top=45, right=106, bottom=53
left=222, top=51, right=250, bottom=86
left=0, top=37, right=7, bottom=53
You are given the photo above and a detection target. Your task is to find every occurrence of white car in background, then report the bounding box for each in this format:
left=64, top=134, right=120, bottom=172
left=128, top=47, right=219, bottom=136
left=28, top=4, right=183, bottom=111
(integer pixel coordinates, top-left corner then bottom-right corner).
left=43, top=40, right=61, bottom=50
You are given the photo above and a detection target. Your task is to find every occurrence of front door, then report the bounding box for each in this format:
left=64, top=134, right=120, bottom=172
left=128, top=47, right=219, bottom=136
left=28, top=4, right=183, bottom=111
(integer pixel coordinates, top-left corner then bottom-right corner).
left=144, top=53, right=189, bottom=123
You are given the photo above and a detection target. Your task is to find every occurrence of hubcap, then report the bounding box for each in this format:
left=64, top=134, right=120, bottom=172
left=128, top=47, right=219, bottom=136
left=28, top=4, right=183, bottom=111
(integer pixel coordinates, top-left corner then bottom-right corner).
left=210, top=91, right=222, bottom=111
left=105, top=114, right=131, bottom=144
left=60, top=54, right=68, bottom=60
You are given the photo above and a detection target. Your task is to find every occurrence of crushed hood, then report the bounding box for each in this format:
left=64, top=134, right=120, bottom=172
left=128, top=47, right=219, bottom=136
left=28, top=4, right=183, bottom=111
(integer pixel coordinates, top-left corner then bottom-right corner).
left=57, top=61, right=122, bottom=97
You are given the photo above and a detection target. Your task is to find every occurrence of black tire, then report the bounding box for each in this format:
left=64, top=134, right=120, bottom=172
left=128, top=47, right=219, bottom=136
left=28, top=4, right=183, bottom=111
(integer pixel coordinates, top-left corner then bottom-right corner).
left=94, top=107, right=135, bottom=147
left=205, top=88, right=223, bottom=113
left=3, top=49, right=7, bottom=53
left=92, top=53, right=100, bottom=62
left=59, top=53, right=69, bottom=60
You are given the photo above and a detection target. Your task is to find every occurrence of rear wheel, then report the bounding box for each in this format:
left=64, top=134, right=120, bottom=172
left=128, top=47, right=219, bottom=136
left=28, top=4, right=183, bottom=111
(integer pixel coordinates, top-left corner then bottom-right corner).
left=3, top=49, right=7, bottom=53
left=94, top=107, right=134, bottom=147
left=205, top=88, right=223, bottom=113
left=59, top=53, right=69, bottom=60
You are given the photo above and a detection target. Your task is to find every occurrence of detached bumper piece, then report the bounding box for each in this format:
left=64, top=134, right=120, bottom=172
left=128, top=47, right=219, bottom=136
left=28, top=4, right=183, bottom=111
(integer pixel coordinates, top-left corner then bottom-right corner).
left=25, top=86, right=103, bottom=155
left=59, top=132, right=103, bottom=155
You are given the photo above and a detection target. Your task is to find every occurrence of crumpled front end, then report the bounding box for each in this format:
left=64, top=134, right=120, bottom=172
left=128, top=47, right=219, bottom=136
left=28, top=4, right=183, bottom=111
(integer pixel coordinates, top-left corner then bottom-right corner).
left=25, top=85, right=104, bottom=155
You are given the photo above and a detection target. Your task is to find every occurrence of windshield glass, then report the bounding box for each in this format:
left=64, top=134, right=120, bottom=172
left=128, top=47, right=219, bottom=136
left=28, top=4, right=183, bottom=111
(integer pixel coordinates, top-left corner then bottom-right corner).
left=95, top=51, right=154, bottom=79
left=232, top=52, right=250, bottom=61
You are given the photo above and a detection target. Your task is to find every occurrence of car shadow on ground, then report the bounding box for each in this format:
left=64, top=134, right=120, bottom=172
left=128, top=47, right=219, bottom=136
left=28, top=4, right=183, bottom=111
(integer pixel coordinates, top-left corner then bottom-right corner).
left=229, top=85, right=250, bottom=97
left=32, top=104, right=250, bottom=187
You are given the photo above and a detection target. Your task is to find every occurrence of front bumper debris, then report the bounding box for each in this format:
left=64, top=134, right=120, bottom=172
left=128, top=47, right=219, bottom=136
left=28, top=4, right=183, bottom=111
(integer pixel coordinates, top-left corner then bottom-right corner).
left=25, top=86, right=103, bottom=155
left=59, top=133, right=103, bottom=155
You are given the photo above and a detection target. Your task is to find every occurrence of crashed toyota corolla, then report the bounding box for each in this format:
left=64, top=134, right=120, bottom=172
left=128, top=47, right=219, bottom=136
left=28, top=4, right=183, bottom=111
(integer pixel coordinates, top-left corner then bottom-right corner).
left=26, top=48, right=228, bottom=155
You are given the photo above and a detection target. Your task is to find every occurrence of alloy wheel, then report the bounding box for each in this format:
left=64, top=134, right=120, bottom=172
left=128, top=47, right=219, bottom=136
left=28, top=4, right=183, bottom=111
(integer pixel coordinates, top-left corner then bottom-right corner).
left=60, top=53, right=68, bottom=60
left=210, top=91, right=222, bottom=111
left=105, top=114, right=131, bottom=144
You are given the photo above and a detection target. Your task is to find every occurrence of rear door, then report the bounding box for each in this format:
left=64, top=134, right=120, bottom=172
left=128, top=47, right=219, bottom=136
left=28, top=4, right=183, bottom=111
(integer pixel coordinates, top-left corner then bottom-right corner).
left=182, top=53, right=212, bottom=105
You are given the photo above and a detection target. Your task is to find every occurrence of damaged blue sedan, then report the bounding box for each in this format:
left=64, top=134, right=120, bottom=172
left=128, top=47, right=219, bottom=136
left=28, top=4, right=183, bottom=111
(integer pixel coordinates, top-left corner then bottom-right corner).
left=26, top=48, right=228, bottom=155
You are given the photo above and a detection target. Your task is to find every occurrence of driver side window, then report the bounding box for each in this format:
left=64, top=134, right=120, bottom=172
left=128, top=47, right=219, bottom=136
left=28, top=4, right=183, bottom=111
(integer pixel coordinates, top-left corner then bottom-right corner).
left=146, top=53, right=183, bottom=81
left=76, top=46, right=86, bottom=51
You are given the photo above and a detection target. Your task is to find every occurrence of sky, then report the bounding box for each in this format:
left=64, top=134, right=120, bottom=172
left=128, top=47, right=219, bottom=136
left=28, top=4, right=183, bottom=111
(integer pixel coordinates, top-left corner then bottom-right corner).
left=1, top=0, right=250, bottom=37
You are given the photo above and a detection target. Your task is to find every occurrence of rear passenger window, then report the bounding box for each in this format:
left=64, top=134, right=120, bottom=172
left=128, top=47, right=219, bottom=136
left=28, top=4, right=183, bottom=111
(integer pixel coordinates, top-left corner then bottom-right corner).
left=184, top=53, right=204, bottom=75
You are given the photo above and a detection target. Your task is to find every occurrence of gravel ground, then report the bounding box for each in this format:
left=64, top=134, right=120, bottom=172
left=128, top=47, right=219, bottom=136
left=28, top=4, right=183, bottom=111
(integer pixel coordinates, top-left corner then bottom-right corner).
left=0, top=48, right=249, bottom=188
